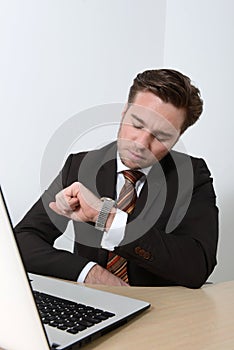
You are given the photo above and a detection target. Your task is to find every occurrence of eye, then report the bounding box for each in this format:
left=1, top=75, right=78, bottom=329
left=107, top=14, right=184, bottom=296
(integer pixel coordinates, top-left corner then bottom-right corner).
left=155, top=135, right=166, bottom=142
left=132, top=122, right=143, bottom=129
left=154, top=133, right=172, bottom=143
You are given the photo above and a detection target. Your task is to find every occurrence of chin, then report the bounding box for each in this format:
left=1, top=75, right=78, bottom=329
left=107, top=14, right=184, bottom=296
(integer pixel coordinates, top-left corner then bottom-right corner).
left=122, top=158, right=147, bottom=169
left=122, top=160, right=138, bottom=169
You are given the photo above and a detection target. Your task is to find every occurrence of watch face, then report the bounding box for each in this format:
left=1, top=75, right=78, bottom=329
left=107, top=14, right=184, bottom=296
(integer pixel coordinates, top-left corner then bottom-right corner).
left=101, top=197, right=116, bottom=203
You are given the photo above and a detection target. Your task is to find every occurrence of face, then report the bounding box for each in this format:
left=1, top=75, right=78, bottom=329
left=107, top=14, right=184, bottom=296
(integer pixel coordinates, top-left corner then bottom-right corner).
left=117, top=91, right=186, bottom=169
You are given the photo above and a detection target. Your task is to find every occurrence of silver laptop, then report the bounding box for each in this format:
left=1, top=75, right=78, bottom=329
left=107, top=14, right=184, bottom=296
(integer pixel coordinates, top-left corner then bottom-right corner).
left=0, top=187, right=150, bottom=350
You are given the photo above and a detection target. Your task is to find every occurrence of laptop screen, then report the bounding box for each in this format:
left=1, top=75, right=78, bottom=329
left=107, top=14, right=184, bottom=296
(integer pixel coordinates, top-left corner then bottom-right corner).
left=0, top=187, right=50, bottom=350
left=0, top=187, right=150, bottom=350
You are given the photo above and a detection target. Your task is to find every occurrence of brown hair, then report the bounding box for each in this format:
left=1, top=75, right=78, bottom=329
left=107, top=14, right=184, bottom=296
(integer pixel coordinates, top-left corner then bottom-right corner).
left=128, top=69, right=203, bottom=133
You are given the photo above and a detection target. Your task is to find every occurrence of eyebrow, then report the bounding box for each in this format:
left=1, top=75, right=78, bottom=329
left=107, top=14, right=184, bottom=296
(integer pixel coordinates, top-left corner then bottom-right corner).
left=131, top=113, right=174, bottom=139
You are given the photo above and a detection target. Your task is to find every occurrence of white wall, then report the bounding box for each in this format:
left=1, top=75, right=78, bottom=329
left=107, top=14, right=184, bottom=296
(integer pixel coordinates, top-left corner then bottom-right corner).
left=0, top=0, right=166, bottom=221
left=1, top=0, right=233, bottom=283
left=164, top=0, right=234, bottom=283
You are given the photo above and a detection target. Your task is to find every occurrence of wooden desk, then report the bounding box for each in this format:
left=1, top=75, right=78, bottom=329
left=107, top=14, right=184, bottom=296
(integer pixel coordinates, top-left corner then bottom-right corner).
left=83, top=281, right=234, bottom=350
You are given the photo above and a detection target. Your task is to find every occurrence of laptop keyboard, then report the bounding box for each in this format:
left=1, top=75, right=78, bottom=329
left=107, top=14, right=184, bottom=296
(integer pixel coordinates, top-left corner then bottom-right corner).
left=34, top=291, right=115, bottom=334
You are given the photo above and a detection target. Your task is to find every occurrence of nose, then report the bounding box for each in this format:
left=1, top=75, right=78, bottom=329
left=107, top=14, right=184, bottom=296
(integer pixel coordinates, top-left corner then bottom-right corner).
left=135, top=129, right=153, bottom=150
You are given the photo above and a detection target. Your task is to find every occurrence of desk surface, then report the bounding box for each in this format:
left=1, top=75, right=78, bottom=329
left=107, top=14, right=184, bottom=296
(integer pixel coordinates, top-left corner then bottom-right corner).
left=83, top=281, right=234, bottom=350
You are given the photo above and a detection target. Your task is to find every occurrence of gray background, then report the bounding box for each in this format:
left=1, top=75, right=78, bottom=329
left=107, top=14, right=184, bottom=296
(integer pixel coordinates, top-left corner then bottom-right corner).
left=0, top=0, right=233, bottom=283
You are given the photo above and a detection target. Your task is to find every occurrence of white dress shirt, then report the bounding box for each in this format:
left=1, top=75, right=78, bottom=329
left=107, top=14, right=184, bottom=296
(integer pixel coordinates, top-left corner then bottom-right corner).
left=77, top=153, right=152, bottom=282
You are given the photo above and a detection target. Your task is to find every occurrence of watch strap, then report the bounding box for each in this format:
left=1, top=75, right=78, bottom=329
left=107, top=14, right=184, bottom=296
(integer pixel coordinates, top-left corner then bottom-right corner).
left=95, top=197, right=116, bottom=231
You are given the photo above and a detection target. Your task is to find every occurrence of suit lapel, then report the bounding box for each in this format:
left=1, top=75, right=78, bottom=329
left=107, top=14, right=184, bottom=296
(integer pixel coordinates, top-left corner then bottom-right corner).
left=133, top=160, right=167, bottom=219
left=93, top=143, right=168, bottom=220
left=77, top=142, right=117, bottom=198
left=96, top=143, right=118, bottom=199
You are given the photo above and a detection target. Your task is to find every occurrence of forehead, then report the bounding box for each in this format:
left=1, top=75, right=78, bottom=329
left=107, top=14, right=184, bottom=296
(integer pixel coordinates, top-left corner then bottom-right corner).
left=128, top=91, right=186, bottom=132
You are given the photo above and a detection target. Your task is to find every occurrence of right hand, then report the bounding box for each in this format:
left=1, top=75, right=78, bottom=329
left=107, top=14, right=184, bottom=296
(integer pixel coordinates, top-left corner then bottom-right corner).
left=85, top=264, right=129, bottom=287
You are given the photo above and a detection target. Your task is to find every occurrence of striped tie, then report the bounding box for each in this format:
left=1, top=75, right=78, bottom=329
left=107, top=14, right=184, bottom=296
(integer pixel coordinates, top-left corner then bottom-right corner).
left=106, top=170, right=143, bottom=283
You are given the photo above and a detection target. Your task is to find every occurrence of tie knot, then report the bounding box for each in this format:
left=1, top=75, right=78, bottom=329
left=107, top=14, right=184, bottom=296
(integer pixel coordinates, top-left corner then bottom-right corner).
left=122, top=170, right=143, bottom=185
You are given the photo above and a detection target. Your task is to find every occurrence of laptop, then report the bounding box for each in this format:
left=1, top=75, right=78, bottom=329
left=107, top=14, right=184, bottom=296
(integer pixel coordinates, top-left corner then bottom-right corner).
left=0, top=187, right=150, bottom=350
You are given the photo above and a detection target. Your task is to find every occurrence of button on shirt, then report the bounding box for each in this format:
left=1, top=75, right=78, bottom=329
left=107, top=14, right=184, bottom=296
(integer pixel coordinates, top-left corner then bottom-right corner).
left=77, top=153, right=152, bottom=282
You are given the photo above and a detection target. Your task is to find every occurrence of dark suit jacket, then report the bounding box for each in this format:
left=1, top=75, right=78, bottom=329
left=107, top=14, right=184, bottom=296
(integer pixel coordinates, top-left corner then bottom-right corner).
left=15, top=142, right=218, bottom=288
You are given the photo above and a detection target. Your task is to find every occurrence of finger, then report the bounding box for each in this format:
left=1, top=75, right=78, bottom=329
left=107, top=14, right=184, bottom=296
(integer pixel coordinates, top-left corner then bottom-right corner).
left=56, top=191, right=72, bottom=212
left=68, top=182, right=80, bottom=198
left=49, top=202, right=63, bottom=215
left=120, top=280, right=129, bottom=287
left=49, top=202, right=72, bottom=218
left=68, top=197, right=80, bottom=210
left=59, top=185, right=80, bottom=211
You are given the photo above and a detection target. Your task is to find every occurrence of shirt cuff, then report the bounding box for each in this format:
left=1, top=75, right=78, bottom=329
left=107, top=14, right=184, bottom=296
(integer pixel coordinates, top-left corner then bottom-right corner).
left=101, top=208, right=128, bottom=251
left=77, top=261, right=97, bottom=283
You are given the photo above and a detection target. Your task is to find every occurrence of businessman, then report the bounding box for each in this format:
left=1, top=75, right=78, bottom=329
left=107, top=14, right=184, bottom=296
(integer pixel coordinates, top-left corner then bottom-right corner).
left=15, top=69, right=219, bottom=288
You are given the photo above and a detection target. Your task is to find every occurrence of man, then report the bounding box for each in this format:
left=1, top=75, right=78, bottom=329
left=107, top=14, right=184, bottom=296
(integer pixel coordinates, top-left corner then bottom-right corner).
left=15, top=69, right=219, bottom=288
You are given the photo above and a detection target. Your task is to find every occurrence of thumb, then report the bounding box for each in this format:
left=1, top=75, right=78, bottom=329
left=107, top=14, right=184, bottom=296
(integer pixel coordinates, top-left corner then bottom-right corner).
left=49, top=201, right=74, bottom=220
left=49, top=202, right=61, bottom=215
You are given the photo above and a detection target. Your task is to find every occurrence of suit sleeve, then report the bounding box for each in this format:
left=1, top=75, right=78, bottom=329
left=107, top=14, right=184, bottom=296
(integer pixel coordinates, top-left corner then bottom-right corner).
left=14, top=154, right=90, bottom=281
left=115, top=158, right=219, bottom=288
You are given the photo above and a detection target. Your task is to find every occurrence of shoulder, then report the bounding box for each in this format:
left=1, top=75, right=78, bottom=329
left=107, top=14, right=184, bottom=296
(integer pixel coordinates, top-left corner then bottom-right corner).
left=169, top=150, right=209, bottom=170
left=168, top=150, right=214, bottom=189
left=162, top=150, right=213, bottom=185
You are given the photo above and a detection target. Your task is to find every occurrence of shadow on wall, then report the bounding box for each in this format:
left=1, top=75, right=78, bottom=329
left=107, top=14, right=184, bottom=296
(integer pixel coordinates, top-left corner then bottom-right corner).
left=211, top=193, right=234, bottom=283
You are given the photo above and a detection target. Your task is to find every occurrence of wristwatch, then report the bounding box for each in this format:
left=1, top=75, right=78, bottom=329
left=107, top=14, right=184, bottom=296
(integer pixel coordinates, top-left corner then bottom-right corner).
left=95, top=197, right=116, bottom=231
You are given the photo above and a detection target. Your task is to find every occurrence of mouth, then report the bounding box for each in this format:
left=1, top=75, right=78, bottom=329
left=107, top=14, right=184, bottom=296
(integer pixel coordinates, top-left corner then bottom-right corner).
left=128, top=150, right=145, bottom=161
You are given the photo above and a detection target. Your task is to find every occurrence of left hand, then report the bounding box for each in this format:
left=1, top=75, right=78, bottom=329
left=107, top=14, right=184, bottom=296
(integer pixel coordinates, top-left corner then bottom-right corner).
left=49, top=182, right=102, bottom=223
left=85, top=264, right=129, bottom=286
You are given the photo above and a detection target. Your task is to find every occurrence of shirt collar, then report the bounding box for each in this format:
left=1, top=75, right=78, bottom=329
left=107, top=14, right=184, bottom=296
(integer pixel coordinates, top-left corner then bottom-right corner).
left=116, top=151, right=152, bottom=177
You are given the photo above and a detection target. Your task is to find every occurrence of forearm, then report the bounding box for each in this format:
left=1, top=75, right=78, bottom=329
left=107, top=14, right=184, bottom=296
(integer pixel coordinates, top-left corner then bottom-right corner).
left=119, top=230, right=209, bottom=288
left=14, top=193, right=89, bottom=280
left=15, top=229, right=90, bottom=280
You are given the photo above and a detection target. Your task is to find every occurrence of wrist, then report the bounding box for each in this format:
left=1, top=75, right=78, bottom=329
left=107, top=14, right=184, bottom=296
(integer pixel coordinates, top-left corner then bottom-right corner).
left=105, top=208, right=117, bottom=231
